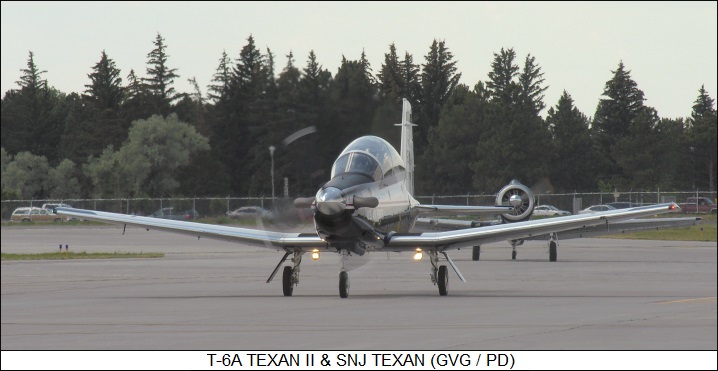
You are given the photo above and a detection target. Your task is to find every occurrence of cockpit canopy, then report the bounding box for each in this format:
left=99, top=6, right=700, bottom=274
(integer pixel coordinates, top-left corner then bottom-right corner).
left=331, top=136, right=405, bottom=181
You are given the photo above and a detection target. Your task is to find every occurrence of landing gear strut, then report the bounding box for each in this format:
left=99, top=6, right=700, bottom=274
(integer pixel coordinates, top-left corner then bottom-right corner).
left=339, top=249, right=350, bottom=298
left=268, top=250, right=304, bottom=297
left=510, top=240, right=519, bottom=260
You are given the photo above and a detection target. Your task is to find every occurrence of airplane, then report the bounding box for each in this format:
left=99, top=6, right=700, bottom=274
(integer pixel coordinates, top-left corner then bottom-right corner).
left=56, top=98, right=692, bottom=298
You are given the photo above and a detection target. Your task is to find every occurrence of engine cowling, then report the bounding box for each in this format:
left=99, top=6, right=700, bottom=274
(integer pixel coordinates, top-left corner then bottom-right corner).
left=495, top=180, right=535, bottom=222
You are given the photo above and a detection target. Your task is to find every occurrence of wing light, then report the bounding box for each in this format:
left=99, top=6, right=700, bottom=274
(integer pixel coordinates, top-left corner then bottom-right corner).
left=311, top=248, right=320, bottom=260
left=413, top=248, right=423, bottom=261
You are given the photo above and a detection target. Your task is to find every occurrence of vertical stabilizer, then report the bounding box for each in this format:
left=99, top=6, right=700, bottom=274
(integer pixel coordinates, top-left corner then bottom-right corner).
left=394, top=98, right=417, bottom=196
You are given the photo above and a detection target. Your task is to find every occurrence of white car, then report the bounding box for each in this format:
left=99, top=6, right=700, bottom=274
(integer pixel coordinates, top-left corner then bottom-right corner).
left=578, top=205, right=617, bottom=214
left=533, top=205, right=571, bottom=216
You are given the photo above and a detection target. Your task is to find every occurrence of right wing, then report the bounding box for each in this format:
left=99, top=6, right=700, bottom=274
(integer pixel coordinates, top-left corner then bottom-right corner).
left=385, top=203, right=683, bottom=251
left=415, top=215, right=701, bottom=239
left=55, top=207, right=325, bottom=250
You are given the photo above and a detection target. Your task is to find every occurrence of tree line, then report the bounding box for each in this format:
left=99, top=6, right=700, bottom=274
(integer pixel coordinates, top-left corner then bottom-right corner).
left=1, top=33, right=716, bottom=202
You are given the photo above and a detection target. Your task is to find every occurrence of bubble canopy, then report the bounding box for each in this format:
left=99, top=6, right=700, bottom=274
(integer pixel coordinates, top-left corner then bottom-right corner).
left=330, top=136, right=405, bottom=180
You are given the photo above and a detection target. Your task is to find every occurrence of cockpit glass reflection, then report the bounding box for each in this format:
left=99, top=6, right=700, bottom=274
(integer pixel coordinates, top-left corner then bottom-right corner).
left=331, top=152, right=381, bottom=180
left=331, top=136, right=405, bottom=180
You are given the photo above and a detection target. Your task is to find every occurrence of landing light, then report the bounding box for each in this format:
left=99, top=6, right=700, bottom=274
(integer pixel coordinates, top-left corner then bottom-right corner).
left=311, top=249, right=320, bottom=260
left=413, top=248, right=423, bottom=261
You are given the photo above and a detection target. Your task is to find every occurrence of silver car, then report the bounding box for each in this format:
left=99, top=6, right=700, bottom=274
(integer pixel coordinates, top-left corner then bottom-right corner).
left=533, top=205, right=571, bottom=216
left=578, top=205, right=617, bottom=214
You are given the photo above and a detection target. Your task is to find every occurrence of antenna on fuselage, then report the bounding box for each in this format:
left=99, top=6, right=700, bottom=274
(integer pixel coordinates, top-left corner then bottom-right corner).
left=394, top=98, right=417, bottom=196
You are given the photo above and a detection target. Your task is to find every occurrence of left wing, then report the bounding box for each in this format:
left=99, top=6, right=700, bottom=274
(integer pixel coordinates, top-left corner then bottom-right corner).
left=55, top=207, right=325, bottom=250
left=386, top=203, right=682, bottom=251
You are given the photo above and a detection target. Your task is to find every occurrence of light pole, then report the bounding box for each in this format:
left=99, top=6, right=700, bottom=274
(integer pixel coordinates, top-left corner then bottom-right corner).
left=269, top=145, right=276, bottom=200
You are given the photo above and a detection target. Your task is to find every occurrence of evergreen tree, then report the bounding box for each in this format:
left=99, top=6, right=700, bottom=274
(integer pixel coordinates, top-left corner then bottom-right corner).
left=592, top=61, right=645, bottom=148
left=377, top=43, right=403, bottom=101
left=214, top=35, right=269, bottom=195
left=591, top=61, right=646, bottom=185
left=329, top=55, right=377, bottom=148
left=144, top=33, right=179, bottom=116
left=418, top=39, right=461, bottom=149
left=420, top=86, right=487, bottom=194
left=654, top=117, right=691, bottom=189
left=546, top=91, right=597, bottom=191
left=610, top=106, right=662, bottom=189
left=207, top=50, right=232, bottom=103
left=518, top=54, right=548, bottom=115
left=401, top=52, right=422, bottom=105
left=79, top=50, right=127, bottom=154
left=84, top=50, right=123, bottom=111
left=58, top=92, right=98, bottom=163
left=469, top=48, right=550, bottom=192
left=1, top=51, right=48, bottom=154
left=688, top=85, right=717, bottom=191
left=294, top=51, right=332, bottom=192
left=486, top=48, right=519, bottom=104
left=121, top=68, right=155, bottom=124
left=691, top=84, right=715, bottom=120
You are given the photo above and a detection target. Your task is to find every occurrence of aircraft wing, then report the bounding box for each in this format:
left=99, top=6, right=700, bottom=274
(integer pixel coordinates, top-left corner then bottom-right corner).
left=385, top=203, right=682, bottom=251
left=415, top=216, right=701, bottom=239
left=524, top=216, right=701, bottom=240
left=414, top=204, right=514, bottom=216
left=55, top=207, right=325, bottom=250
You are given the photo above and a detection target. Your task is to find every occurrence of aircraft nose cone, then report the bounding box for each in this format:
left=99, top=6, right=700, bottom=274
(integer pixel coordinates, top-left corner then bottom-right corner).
left=315, top=187, right=346, bottom=215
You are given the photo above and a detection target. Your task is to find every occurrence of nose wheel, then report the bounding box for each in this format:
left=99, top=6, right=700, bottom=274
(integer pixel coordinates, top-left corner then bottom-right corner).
left=338, top=249, right=350, bottom=298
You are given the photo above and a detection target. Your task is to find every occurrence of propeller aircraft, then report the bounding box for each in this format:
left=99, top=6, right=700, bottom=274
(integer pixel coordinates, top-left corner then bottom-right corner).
left=57, top=99, right=690, bottom=298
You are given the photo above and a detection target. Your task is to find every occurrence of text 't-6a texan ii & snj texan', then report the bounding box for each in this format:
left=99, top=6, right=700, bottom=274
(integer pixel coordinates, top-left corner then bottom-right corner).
left=57, top=99, right=697, bottom=298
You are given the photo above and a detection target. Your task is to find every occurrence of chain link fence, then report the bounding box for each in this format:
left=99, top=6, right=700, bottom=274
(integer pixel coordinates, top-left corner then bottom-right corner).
left=2, top=190, right=716, bottom=221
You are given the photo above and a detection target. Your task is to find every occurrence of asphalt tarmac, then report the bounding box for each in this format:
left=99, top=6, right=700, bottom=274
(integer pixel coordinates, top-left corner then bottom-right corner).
left=1, top=225, right=716, bottom=350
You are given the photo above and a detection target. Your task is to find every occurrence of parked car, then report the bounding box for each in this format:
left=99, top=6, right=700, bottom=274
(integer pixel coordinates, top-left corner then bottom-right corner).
left=578, top=205, right=617, bottom=214
left=677, top=197, right=717, bottom=214
left=41, top=203, right=73, bottom=211
left=533, top=205, right=571, bottom=217
left=227, top=206, right=272, bottom=220
left=150, top=207, right=199, bottom=220
left=11, top=207, right=68, bottom=223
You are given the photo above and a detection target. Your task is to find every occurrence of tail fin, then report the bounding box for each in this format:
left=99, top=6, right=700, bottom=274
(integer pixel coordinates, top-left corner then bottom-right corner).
left=394, top=98, right=417, bottom=195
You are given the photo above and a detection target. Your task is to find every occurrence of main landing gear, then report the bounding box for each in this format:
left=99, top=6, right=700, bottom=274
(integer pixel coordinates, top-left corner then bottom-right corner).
left=267, top=250, right=304, bottom=296
left=429, top=251, right=465, bottom=296
left=508, top=236, right=558, bottom=262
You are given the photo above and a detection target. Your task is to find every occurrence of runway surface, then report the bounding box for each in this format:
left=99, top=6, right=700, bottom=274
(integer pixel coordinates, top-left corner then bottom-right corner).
left=2, top=225, right=716, bottom=350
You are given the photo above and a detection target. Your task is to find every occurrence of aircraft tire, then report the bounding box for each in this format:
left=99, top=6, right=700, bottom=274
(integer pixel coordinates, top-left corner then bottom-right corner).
left=472, top=246, right=481, bottom=261
left=512, top=250, right=517, bottom=260
left=549, top=241, right=557, bottom=262
left=438, top=265, right=448, bottom=296
left=339, top=271, right=349, bottom=298
left=282, top=266, right=293, bottom=296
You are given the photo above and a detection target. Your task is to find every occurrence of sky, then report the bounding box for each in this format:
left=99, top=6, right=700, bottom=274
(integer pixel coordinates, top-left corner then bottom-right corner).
left=1, top=1, right=716, bottom=119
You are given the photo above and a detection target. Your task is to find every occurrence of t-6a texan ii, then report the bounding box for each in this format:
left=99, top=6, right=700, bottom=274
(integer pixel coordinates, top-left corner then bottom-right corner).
left=57, top=99, right=694, bottom=298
